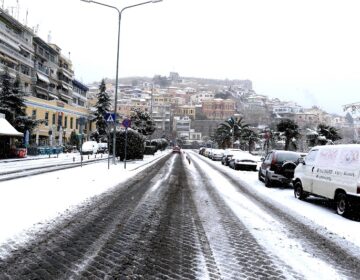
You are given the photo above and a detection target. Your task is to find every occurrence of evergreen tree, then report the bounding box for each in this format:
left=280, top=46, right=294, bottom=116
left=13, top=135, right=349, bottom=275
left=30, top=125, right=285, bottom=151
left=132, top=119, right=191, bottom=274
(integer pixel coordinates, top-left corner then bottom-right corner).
left=94, top=79, right=111, bottom=139
left=69, top=130, right=80, bottom=148
left=0, top=69, right=26, bottom=125
left=0, top=69, right=41, bottom=135
left=130, top=108, right=155, bottom=136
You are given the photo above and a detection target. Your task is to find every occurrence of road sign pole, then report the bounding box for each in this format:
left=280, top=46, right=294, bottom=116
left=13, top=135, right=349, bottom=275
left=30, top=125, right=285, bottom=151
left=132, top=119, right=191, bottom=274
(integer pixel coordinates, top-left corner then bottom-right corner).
left=107, top=129, right=110, bottom=170
left=124, top=127, right=128, bottom=169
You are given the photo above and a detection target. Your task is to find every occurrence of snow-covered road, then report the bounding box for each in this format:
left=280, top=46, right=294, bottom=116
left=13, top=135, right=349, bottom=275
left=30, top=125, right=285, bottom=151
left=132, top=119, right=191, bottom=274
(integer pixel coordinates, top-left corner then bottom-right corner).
left=0, top=149, right=359, bottom=279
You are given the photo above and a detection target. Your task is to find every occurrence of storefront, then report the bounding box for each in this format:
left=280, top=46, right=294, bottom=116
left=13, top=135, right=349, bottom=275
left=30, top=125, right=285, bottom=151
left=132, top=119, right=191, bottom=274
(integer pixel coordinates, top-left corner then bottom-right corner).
left=0, top=114, right=24, bottom=158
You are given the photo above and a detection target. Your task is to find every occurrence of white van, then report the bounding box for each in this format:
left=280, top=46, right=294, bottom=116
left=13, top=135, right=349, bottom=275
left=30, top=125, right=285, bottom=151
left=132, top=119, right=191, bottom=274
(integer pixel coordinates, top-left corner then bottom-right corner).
left=293, top=144, right=360, bottom=216
left=81, top=141, right=99, bottom=155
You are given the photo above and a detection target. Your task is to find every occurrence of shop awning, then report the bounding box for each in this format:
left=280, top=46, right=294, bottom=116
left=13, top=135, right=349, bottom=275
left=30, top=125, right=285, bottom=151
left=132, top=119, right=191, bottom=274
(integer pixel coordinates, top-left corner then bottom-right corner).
left=37, top=73, right=50, bottom=84
left=0, top=117, right=23, bottom=137
left=48, top=93, right=59, bottom=100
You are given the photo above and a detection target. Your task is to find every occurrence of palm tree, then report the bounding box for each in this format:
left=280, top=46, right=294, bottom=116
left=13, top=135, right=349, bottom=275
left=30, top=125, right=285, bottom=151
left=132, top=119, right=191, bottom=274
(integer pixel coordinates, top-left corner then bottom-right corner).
left=317, top=124, right=342, bottom=144
left=241, top=128, right=259, bottom=153
left=217, top=116, right=249, bottom=148
left=276, top=119, right=300, bottom=151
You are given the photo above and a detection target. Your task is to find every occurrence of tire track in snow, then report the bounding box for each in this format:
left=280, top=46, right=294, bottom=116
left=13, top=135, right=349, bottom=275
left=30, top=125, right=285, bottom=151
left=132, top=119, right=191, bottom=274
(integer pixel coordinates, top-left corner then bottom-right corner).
left=189, top=151, right=358, bottom=279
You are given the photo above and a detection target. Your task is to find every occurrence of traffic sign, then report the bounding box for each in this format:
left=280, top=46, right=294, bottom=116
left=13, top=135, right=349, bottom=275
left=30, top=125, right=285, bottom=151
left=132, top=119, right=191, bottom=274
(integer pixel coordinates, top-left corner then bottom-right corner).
left=105, top=113, right=116, bottom=123
left=122, top=118, right=131, bottom=128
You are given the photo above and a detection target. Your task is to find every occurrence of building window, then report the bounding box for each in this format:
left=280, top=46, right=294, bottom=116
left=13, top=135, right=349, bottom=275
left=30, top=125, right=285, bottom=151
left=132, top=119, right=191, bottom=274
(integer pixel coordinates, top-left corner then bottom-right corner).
left=52, top=113, right=56, bottom=125
left=70, top=117, right=73, bottom=129
left=76, top=118, right=79, bottom=129
left=58, top=113, right=63, bottom=131
left=31, top=109, right=36, bottom=120
left=64, top=116, right=68, bottom=128
left=45, top=112, right=49, bottom=126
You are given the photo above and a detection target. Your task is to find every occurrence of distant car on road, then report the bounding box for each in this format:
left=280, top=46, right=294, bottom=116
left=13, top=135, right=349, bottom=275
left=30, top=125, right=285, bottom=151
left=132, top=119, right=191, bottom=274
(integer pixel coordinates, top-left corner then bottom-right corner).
left=258, top=150, right=303, bottom=187
left=199, top=147, right=206, bottom=155
left=221, top=149, right=243, bottom=166
left=172, top=146, right=181, bottom=153
left=228, top=151, right=258, bottom=171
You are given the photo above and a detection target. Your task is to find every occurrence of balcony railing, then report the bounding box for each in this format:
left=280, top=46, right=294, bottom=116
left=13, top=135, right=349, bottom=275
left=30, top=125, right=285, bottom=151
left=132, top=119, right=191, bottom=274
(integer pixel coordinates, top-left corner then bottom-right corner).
left=36, top=64, right=50, bottom=75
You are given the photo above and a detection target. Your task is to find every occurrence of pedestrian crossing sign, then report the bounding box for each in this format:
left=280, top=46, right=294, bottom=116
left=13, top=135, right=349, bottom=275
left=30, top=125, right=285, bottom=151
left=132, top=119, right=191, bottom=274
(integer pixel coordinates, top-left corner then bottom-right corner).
left=105, top=113, right=115, bottom=123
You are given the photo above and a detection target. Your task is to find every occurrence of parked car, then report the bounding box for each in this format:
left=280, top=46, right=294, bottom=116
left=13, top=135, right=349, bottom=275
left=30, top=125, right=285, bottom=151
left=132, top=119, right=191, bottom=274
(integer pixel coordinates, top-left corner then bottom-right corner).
left=228, top=151, right=258, bottom=171
left=293, top=144, right=360, bottom=217
left=210, top=149, right=224, bottom=161
left=81, top=141, right=99, bottom=155
left=258, top=150, right=302, bottom=187
left=97, top=142, right=108, bottom=153
left=172, top=146, right=181, bottom=153
left=221, top=149, right=243, bottom=166
left=203, top=148, right=212, bottom=158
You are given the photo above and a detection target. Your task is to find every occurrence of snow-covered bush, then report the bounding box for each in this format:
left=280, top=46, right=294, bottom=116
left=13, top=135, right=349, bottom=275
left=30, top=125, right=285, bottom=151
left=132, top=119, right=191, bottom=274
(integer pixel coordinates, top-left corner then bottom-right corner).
left=150, top=138, right=169, bottom=152
left=112, top=129, right=145, bottom=161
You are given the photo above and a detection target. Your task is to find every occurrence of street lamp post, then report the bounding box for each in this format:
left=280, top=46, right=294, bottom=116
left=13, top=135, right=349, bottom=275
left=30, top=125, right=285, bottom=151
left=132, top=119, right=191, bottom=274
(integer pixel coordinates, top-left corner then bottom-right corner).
left=80, top=0, right=163, bottom=164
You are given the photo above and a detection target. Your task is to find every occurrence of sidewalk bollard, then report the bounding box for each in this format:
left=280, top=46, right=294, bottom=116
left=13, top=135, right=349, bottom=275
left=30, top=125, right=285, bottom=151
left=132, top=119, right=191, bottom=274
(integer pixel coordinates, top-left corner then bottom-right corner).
left=57, top=153, right=59, bottom=158
left=49, top=154, right=50, bottom=158
left=73, top=157, right=75, bottom=162
left=101, top=154, right=103, bottom=158
left=88, top=155, right=89, bottom=160
left=95, top=154, right=96, bottom=159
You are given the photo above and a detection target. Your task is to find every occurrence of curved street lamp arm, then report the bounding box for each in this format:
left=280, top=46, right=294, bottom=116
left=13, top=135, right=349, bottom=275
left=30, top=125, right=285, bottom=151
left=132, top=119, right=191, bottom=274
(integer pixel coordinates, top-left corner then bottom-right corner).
left=120, top=1, right=154, bottom=14
left=82, top=0, right=120, bottom=14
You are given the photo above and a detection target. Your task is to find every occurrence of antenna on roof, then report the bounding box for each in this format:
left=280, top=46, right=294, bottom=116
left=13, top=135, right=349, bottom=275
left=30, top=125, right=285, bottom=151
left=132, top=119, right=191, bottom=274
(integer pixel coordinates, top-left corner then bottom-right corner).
left=24, top=8, right=28, bottom=26
left=16, top=0, right=19, bottom=20
left=47, top=30, right=52, bottom=43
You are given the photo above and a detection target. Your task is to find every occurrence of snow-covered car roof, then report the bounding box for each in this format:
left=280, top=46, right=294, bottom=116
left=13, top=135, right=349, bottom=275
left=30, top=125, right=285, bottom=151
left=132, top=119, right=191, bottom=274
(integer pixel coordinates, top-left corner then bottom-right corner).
left=231, top=151, right=259, bottom=162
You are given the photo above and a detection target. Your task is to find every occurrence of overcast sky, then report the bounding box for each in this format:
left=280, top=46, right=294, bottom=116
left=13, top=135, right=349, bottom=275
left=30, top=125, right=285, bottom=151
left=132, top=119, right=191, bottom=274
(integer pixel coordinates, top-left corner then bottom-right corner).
left=4, top=0, right=360, bottom=114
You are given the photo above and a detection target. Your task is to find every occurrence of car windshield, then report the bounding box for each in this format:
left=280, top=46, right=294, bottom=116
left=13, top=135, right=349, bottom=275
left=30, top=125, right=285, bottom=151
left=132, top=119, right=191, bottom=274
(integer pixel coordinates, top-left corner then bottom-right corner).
left=276, top=152, right=300, bottom=162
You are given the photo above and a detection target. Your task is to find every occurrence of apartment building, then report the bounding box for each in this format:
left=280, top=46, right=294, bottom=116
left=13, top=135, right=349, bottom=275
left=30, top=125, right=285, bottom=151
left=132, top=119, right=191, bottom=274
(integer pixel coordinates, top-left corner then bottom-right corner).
left=0, top=9, right=91, bottom=145
left=202, top=98, right=236, bottom=120
left=190, top=91, right=214, bottom=104
left=176, top=105, right=196, bottom=120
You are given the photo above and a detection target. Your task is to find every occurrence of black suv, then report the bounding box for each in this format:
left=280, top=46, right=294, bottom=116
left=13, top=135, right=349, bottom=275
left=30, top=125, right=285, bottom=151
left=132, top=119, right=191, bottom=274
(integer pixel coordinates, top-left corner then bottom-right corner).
left=258, top=150, right=302, bottom=187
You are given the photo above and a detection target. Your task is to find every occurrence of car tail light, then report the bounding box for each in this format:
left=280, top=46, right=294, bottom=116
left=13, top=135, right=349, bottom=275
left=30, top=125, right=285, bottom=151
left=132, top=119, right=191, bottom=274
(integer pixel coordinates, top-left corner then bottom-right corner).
left=270, top=154, right=277, bottom=170
left=357, top=183, right=360, bottom=194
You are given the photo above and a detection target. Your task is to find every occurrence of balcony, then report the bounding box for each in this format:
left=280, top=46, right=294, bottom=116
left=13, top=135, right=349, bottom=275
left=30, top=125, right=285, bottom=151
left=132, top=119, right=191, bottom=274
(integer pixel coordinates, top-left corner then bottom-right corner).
left=72, top=91, right=87, bottom=101
left=58, top=67, right=74, bottom=80
left=0, top=24, right=32, bottom=49
left=0, top=41, right=33, bottom=67
left=36, top=64, right=50, bottom=75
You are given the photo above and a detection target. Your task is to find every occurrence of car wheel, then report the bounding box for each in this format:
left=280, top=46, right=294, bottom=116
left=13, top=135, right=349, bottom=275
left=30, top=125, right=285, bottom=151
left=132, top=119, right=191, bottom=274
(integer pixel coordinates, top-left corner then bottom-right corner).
left=264, top=173, right=272, bottom=188
left=294, top=182, right=306, bottom=200
left=336, top=193, right=349, bottom=216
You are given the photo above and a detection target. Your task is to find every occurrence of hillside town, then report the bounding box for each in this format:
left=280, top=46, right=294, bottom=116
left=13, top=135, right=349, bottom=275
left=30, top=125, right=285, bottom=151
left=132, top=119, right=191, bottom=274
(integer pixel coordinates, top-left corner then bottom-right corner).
left=0, top=6, right=359, bottom=158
